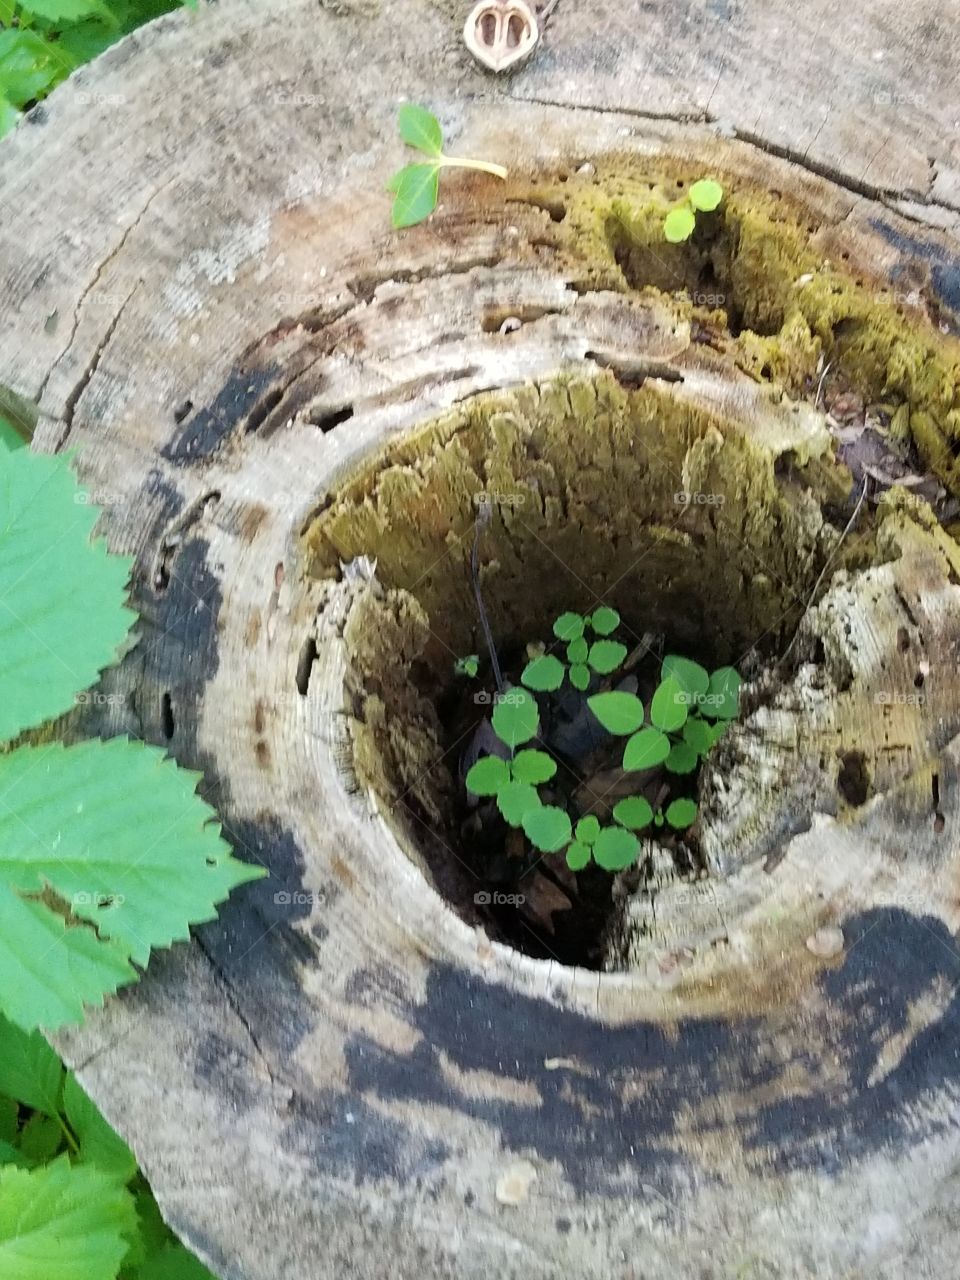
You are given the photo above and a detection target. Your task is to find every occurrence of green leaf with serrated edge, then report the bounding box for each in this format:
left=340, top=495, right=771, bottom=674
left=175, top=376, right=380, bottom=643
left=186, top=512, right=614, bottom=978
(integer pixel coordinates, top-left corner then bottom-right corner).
left=397, top=103, right=443, bottom=155
left=569, top=663, right=590, bottom=691
left=589, top=606, right=620, bottom=636
left=553, top=612, right=584, bottom=641
left=575, top=815, right=600, bottom=845
left=0, top=1016, right=62, bottom=1113
left=16, top=1114, right=61, bottom=1165
left=0, top=448, right=136, bottom=743
left=702, top=667, right=741, bottom=720
left=521, top=654, right=565, bottom=692
left=491, top=688, right=538, bottom=748
left=63, top=1074, right=136, bottom=1182
left=665, top=741, right=698, bottom=774
left=566, top=637, right=588, bottom=664
left=0, top=30, right=58, bottom=108
left=496, top=781, right=540, bottom=828
left=123, top=1182, right=170, bottom=1271
left=587, top=640, right=627, bottom=675
left=389, top=163, right=440, bottom=228
left=510, top=750, right=556, bottom=785
left=689, top=179, right=723, bottom=212
left=565, top=842, right=591, bottom=872
left=612, top=795, right=654, bottom=830
left=522, top=805, right=571, bottom=853
left=650, top=675, right=688, bottom=732
left=682, top=717, right=714, bottom=756
left=587, top=691, right=644, bottom=736
left=134, top=1243, right=221, bottom=1280
left=593, top=826, right=640, bottom=871
left=623, top=728, right=670, bottom=771
left=0, top=1156, right=136, bottom=1280
left=16, top=0, right=112, bottom=21
left=665, top=797, right=698, bottom=829
left=465, top=755, right=509, bottom=797
left=0, top=738, right=265, bottom=1030
left=664, top=206, right=696, bottom=242
left=662, top=654, right=709, bottom=699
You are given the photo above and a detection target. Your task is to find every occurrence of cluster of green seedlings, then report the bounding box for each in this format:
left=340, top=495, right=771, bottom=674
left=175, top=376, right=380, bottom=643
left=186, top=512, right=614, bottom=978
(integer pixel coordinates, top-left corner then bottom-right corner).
left=388, top=104, right=724, bottom=244
left=459, top=608, right=740, bottom=873
left=663, top=179, right=724, bottom=242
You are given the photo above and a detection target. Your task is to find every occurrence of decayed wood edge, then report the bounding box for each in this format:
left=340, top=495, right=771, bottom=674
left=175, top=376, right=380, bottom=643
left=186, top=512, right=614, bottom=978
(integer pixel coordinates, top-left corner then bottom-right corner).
left=0, top=0, right=952, bottom=1276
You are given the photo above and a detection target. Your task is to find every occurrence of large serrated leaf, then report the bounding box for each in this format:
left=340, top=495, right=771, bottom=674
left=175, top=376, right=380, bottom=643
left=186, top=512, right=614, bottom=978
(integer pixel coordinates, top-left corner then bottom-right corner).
left=16, top=0, right=112, bottom=22
left=0, top=448, right=136, bottom=743
left=0, top=738, right=265, bottom=1030
left=0, top=1155, right=136, bottom=1280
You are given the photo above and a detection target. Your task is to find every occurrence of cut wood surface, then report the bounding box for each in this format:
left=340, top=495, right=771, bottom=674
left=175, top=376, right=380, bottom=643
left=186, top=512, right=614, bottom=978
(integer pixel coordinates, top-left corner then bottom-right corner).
left=1, top=1, right=960, bottom=1277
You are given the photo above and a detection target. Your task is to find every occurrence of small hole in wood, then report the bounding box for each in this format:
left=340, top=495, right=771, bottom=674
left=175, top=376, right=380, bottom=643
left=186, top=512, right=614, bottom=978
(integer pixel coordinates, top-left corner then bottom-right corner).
left=480, top=11, right=496, bottom=43
left=296, top=637, right=318, bottom=696
left=161, top=692, right=175, bottom=740
left=313, top=405, right=355, bottom=433
left=837, top=749, right=869, bottom=806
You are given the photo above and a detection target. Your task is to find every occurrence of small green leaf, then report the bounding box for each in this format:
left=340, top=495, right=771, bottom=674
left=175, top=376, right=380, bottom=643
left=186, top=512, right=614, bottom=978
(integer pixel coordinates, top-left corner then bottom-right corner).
left=16, top=1114, right=61, bottom=1165
left=565, top=842, right=591, bottom=871
left=612, top=796, right=654, bottom=830
left=497, top=781, right=541, bottom=828
left=455, top=654, right=479, bottom=678
left=553, top=612, right=585, bottom=641
left=650, top=675, right=688, bottom=733
left=665, top=741, right=698, bottom=774
left=133, top=1244, right=220, bottom=1280
left=589, top=606, right=620, bottom=636
left=397, top=103, right=443, bottom=156
left=623, top=728, right=671, bottom=771
left=709, top=721, right=729, bottom=746
left=689, top=178, right=723, bottom=212
left=682, top=717, right=715, bottom=756
left=522, top=805, right=572, bottom=852
left=702, top=667, right=741, bottom=720
left=521, top=654, right=565, bottom=692
left=665, top=797, right=698, bottom=829
left=510, top=750, right=556, bottom=785
left=569, top=663, right=590, bottom=691
left=587, top=691, right=644, bottom=736
left=566, top=637, right=588, bottom=664
left=587, top=640, right=627, bottom=675
left=63, top=1073, right=137, bottom=1181
left=664, top=206, right=696, bottom=242
left=593, top=826, right=640, bottom=872
left=0, top=1156, right=136, bottom=1280
left=465, top=756, right=509, bottom=796
left=389, top=163, right=440, bottom=228
left=662, top=654, right=709, bottom=699
left=0, top=1017, right=62, bottom=1114
left=491, top=688, right=539, bottom=748
left=575, top=815, right=600, bottom=845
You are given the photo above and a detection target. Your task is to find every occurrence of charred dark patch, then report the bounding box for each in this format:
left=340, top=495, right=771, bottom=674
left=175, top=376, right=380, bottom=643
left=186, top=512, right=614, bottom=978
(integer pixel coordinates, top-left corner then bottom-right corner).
left=192, top=1030, right=261, bottom=1111
left=344, top=910, right=960, bottom=1193
left=283, top=1090, right=450, bottom=1186
left=196, top=816, right=334, bottom=1057
left=162, top=364, right=282, bottom=462
left=869, top=218, right=960, bottom=332
left=145, top=539, right=222, bottom=695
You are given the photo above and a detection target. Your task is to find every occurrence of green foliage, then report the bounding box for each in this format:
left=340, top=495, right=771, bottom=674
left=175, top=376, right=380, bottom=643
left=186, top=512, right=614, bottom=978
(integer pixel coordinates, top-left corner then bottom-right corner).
left=464, top=606, right=741, bottom=876
left=0, top=0, right=190, bottom=139
left=454, top=654, right=479, bottom=678
left=0, top=446, right=263, bottom=1031
left=0, top=1015, right=217, bottom=1278
left=663, top=177, right=724, bottom=242
left=389, top=104, right=507, bottom=228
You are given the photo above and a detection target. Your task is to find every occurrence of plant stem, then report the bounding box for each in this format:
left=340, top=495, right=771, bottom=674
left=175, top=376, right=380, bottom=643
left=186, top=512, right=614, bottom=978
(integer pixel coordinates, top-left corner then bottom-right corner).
left=439, top=155, right=508, bottom=181
left=471, top=503, right=504, bottom=693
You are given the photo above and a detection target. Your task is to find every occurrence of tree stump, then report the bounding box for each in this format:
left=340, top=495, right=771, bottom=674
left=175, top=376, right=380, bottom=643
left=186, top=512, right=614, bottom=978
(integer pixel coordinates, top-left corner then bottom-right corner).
left=2, top=1, right=960, bottom=1277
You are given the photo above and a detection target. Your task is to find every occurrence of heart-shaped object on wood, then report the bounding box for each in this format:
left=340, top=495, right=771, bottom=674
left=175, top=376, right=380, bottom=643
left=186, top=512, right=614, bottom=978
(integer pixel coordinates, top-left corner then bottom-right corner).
left=463, top=0, right=540, bottom=73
